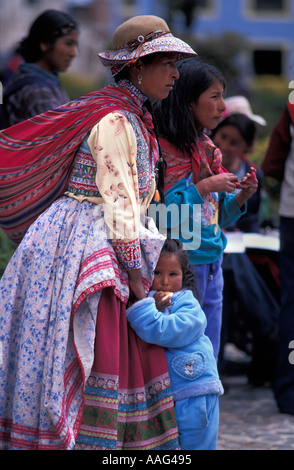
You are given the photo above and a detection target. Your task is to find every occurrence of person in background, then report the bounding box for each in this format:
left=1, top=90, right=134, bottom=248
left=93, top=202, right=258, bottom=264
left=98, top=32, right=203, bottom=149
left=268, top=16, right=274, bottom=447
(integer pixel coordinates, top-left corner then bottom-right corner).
left=153, top=58, right=258, bottom=359
left=211, top=100, right=279, bottom=384
left=2, top=9, right=79, bottom=127
left=127, top=238, right=223, bottom=450
left=0, top=15, right=197, bottom=450
left=262, top=101, right=294, bottom=414
left=212, top=98, right=265, bottom=233
left=222, top=95, right=267, bottom=127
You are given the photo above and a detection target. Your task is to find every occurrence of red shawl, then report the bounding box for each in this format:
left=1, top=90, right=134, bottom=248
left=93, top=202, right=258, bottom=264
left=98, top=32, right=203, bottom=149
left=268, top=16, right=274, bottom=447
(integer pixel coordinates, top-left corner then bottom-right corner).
left=160, top=132, right=227, bottom=191
left=0, top=83, right=157, bottom=243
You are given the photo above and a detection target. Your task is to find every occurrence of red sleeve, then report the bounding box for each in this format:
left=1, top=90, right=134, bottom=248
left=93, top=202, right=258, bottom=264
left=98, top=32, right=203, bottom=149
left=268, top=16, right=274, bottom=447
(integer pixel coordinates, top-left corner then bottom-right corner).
left=261, top=106, right=292, bottom=182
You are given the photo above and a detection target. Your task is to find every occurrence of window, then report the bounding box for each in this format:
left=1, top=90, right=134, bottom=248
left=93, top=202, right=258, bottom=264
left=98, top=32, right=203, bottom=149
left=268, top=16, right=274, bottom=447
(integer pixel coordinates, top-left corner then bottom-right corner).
left=253, top=0, right=284, bottom=11
left=253, top=49, right=282, bottom=75
left=246, top=0, right=290, bottom=18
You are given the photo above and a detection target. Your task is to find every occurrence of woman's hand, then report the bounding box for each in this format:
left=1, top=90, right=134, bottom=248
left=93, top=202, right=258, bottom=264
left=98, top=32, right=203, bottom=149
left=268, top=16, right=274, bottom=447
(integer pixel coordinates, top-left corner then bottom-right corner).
left=196, top=173, right=238, bottom=196
left=127, top=268, right=146, bottom=304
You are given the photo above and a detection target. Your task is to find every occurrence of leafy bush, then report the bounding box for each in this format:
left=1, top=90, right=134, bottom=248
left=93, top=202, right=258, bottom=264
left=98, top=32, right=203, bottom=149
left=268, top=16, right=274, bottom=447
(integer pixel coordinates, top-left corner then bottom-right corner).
left=250, top=75, right=290, bottom=139
left=60, top=73, right=105, bottom=100
left=188, top=31, right=251, bottom=92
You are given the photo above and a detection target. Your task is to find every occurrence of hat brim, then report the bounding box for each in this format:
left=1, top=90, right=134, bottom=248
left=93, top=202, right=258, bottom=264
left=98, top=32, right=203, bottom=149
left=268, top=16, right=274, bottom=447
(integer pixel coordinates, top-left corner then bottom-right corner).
left=251, top=114, right=267, bottom=126
left=98, top=32, right=197, bottom=68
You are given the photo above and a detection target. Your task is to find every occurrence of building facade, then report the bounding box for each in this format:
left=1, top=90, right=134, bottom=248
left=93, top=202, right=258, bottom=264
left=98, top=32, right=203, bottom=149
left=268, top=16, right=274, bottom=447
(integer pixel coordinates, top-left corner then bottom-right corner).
left=1, top=0, right=293, bottom=81
left=133, top=0, right=294, bottom=79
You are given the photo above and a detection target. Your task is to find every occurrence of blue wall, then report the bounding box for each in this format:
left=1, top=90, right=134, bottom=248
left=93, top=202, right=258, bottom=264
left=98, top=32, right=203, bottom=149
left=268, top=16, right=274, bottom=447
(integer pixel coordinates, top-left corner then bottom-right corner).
left=133, top=0, right=294, bottom=78
left=193, top=0, right=294, bottom=39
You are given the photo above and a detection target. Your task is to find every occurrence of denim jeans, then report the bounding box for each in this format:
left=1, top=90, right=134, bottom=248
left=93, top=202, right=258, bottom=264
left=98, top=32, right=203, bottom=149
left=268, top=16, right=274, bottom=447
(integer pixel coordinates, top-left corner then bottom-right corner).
left=175, top=394, right=219, bottom=450
left=273, top=216, right=294, bottom=414
left=192, top=257, right=224, bottom=359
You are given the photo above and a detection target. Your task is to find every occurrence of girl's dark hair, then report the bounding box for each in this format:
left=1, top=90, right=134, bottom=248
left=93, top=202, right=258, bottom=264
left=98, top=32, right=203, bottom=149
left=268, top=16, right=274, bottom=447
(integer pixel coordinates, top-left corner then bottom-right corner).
left=161, top=238, right=198, bottom=295
left=153, top=57, right=226, bottom=158
left=211, top=113, right=256, bottom=147
left=16, top=9, right=78, bottom=62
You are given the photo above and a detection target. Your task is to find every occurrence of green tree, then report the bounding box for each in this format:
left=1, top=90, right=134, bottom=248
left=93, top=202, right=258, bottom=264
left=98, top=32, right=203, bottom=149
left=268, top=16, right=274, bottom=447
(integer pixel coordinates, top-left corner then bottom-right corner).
left=188, top=32, right=252, bottom=95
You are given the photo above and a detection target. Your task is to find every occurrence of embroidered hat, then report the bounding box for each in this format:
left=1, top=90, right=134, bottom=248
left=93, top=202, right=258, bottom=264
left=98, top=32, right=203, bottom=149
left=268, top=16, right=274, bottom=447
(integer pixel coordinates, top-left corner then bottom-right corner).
left=98, top=15, right=197, bottom=76
left=223, top=95, right=267, bottom=126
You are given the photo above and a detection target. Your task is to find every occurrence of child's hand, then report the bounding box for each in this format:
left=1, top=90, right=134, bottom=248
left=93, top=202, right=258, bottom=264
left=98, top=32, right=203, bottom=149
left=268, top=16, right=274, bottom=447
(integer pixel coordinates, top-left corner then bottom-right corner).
left=235, top=167, right=258, bottom=207
left=196, top=173, right=238, bottom=196
left=237, top=167, right=258, bottom=196
left=153, top=291, right=173, bottom=311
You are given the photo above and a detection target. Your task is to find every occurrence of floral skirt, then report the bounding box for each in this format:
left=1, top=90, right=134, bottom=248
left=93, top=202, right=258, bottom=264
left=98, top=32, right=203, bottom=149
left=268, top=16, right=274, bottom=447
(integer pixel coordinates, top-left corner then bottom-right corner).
left=0, top=197, right=179, bottom=450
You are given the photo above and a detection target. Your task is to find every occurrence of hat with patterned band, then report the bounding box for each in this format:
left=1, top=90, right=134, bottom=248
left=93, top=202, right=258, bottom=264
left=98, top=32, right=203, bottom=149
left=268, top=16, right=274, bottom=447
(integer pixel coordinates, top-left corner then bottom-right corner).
left=98, top=15, right=197, bottom=76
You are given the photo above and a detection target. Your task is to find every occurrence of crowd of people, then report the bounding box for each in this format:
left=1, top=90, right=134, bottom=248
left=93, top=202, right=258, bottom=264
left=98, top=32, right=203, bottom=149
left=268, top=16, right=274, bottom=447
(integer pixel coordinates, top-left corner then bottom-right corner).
left=0, top=9, right=293, bottom=451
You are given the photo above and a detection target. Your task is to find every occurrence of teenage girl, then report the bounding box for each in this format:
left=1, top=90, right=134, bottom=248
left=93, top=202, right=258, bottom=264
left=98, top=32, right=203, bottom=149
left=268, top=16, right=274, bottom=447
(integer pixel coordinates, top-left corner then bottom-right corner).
left=152, top=57, right=258, bottom=358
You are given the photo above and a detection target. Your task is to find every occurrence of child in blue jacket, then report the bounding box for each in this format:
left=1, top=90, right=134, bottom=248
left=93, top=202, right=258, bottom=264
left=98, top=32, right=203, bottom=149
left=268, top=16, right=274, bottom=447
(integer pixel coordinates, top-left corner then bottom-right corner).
left=126, top=238, right=223, bottom=450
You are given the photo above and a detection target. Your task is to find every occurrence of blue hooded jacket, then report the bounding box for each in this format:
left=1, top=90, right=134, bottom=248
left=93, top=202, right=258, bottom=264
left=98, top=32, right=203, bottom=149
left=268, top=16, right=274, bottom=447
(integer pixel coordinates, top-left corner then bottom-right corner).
left=126, top=289, right=223, bottom=401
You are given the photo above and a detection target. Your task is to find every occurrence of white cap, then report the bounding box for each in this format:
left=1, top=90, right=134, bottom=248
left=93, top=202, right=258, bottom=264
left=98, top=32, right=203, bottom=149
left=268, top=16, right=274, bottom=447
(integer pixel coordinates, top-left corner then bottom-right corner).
left=223, top=95, right=267, bottom=126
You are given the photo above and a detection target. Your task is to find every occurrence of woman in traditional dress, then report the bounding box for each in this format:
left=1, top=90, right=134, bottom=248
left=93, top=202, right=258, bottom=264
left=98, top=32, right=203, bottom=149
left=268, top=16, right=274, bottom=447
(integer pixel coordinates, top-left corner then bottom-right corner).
left=0, top=15, right=196, bottom=450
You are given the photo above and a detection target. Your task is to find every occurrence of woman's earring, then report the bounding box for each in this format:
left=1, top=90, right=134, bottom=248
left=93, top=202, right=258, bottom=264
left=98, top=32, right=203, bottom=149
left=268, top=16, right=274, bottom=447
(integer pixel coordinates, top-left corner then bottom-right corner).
left=138, top=73, right=142, bottom=85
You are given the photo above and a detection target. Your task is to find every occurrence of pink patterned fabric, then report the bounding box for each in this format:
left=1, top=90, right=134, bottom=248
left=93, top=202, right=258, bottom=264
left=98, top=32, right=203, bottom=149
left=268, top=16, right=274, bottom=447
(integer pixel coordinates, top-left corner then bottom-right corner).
left=0, top=198, right=168, bottom=449
left=162, top=132, right=228, bottom=191
left=0, top=80, right=178, bottom=450
left=0, top=81, right=158, bottom=243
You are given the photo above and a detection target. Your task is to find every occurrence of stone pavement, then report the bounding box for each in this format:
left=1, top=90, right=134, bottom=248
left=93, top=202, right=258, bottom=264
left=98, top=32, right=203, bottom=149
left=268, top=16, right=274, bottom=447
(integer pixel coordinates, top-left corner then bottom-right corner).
left=217, top=350, right=294, bottom=450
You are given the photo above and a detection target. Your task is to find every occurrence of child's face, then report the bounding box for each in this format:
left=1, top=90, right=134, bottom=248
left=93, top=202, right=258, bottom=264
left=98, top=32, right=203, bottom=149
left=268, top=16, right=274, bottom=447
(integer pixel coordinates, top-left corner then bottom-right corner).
left=213, top=124, right=251, bottom=169
left=151, top=253, right=183, bottom=293
left=190, top=80, right=226, bottom=131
